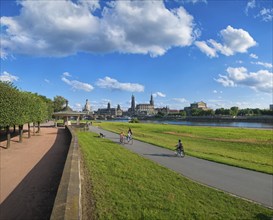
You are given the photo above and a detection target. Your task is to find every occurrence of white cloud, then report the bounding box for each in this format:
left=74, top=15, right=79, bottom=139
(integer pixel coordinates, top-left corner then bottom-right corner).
left=153, top=92, right=166, bottom=98
left=1, top=0, right=198, bottom=58
left=215, top=66, right=273, bottom=93
left=62, top=74, right=94, bottom=92
left=172, top=98, right=188, bottom=103
left=213, top=90, right=222, bottom=94
left=182, top=0, right=207, bottom=4
left=194, top=41, right=217, bottom=58
left=251, top=61, right=273, bottom=69
left=73, top=103, right=83, bottom=111
left=196, top=25, right=256, bottom=57
left=44, top=79, right=50, bottom=83
left=257, top=8, right=273, bottom=22
left=63, top=72, right=72, bottom=77
left=245, top=0, right=256, bottom=15
left=250, top=53, right=258, bottom=59
left=0, top=71, right=19, bottom=82
left=96, top=76, right=144, bottom=92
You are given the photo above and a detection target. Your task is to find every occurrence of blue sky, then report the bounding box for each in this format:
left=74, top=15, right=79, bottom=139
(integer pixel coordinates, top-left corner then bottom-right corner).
left=1, top=0, right=272, bottom=111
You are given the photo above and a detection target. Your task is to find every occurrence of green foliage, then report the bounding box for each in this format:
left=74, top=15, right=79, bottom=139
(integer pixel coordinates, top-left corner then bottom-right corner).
left=129, top=118, right=139, bottom=123
left=215, top=108, right=231, bottom=116
left=95, top=122, right=273, bottom=174
left=190, top=108, right=214, bottom=116
left=79, top=132, right=273, bottom=219
left=230, top=106, right=239, bottom=116
left=53, top=96, right=67, bottom=112
left=0, top=82, right=50, bottom=127
left=0, top=82, right=20, bottom=126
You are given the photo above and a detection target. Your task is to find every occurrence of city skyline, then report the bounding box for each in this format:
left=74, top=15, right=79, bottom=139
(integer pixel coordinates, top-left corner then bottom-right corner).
left=1, top=0, right=272, bottom=111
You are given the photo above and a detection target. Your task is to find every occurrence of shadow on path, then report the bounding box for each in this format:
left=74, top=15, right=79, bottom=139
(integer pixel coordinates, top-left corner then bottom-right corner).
left=143, top=153, right=177, bottom=157
left=0, top=128, right=71, bottom=220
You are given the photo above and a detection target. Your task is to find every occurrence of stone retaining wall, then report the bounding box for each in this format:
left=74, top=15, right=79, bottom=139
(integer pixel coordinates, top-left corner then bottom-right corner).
left=50, top=126, right=81, bottom=220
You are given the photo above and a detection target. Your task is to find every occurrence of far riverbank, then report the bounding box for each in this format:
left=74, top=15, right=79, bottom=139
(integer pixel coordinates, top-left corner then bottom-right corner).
left=110, top=116, right=273, bottom=129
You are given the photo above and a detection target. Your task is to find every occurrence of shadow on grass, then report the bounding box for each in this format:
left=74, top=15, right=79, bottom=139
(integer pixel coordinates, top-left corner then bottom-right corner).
left=0, top=128, right=71, bottom=220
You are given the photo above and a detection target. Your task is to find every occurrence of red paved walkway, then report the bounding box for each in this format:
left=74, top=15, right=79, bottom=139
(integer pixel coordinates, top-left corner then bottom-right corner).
left=0, top=125, right=70, bottom=219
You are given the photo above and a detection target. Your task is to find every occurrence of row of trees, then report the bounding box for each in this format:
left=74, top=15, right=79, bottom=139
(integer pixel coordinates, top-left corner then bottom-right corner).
left=0, top=82, right=68, bottom=148
left=188, top=107, right=273, bottom=117
left=156, top=106, right=273, bottom=118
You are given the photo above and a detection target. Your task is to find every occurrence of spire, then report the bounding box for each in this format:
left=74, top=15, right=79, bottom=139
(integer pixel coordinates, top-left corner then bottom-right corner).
left=131, top=94, right=135, bottom=111
left=150, top=94, right=154, bottom=106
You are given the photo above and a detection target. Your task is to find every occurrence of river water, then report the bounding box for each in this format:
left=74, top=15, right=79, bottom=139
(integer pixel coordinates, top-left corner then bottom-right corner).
left=110, top=119, right=273, bottom=129
left=144, top=120, right=273, bottom=129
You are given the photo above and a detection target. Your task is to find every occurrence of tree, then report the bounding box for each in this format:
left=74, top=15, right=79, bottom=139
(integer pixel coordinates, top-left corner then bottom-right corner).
left=53, top=96, right=67, bottom=112
left=230, top=106, right=239, bottom=116
left=0, top=82, right=21, bottom=148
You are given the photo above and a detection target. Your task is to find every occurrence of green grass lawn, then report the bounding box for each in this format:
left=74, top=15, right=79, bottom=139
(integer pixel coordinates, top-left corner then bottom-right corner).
left=93, top=122, right=273, bottom=174
left=78, top=131, right=273, bottom=219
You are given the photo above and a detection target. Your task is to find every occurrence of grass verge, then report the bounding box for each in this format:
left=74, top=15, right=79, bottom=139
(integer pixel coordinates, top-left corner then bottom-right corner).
left=79, top=131, right=272, bottom=219
left=94, top=122, right=273, bottom=174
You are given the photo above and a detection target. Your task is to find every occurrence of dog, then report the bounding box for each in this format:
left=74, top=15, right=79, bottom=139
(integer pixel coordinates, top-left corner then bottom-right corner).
left=99, top=133, right=105, bottom=138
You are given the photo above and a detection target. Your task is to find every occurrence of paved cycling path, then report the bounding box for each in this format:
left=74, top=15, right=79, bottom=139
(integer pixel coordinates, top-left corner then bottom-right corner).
left=89, top=126, right=272, bottom=208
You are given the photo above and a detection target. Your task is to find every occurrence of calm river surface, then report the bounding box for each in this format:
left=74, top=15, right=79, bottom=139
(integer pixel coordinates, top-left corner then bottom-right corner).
left=110, top=119, right=273, bottom=129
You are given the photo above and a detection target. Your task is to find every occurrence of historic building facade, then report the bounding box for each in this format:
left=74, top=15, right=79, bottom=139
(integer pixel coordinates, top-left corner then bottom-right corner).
left=128, top=95, right=156, bottom=116
left=97, top=102, right=122, bottom=118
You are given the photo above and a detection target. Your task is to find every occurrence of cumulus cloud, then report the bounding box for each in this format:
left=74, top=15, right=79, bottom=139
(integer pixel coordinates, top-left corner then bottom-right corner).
left=0, top=71, right=19, bottom=82
left=1, top=0, right=198, bottom=58
left=195, top=25, right=256, bottom=58
left=215, top=67, right=273, bottom=93
left=194, top=41, right=217, bottom=58
left=61, top=73, right=94, bottom=92
left=153, top=92, right=166, bottom=98
left=96, top=76, right=144, bottom=92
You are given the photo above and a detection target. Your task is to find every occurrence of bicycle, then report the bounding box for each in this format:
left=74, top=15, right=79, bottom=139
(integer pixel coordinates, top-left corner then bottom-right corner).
left=122, top=135, right=133, bottom=145
left=175, top=148, right=185, bottom=158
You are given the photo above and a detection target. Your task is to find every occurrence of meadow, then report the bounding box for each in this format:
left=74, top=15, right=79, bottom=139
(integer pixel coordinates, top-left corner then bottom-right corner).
left=78, top=131, right=273, bottom=219
left=93, top=122, right=273, bottom=174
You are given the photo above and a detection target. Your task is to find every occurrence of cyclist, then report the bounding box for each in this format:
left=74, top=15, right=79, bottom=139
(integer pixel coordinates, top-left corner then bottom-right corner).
left=120, top=131, right=124, bottom=143
left=175, top=139, right=184, bottom=157
left=127, top=128, right=133, bottom=142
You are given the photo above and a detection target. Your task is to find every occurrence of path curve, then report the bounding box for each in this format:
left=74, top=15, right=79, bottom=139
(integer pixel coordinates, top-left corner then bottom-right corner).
left=89, top=126, right=273, bottom=208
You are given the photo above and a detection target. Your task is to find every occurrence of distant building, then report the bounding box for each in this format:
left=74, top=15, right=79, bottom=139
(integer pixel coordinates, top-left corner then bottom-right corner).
left=190, top=101, right=208, bottom=110
left=184, top=101, right=210, bottom=115
left=82, top=99, right=92, bottom=114
left=270, top=105, right=273, bottom=111
left=97, top=102, right=122, bottom=118
left=155, top=106, right=169, bottom=115
left=129, top=94, right=156, bottom=116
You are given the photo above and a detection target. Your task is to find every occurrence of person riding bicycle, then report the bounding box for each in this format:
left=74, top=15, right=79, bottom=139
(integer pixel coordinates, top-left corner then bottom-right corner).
left=176, top=139, right=184, bottom=156
left=127, top=128, right=133, bottom=141
left=120, top=131, right=124, bottom=143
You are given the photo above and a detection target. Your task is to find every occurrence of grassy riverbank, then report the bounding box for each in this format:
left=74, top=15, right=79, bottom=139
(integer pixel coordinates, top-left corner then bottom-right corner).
left=94, top=122, right=273, bottom=174
left=79, top=131, right=272, bottom=219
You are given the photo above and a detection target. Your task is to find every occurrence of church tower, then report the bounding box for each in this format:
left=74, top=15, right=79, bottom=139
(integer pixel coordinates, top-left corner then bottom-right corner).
left=150, top=94, right=154, bottom=106
left=131, top=95, right=136, bottom=112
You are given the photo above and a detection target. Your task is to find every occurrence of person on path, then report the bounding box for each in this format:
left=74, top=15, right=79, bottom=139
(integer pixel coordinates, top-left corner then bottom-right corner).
left=120, top=131, right=124, bottom=143
left=127, top=128, right=133, bottom=141
left=175, top=139, right=184, bottom=157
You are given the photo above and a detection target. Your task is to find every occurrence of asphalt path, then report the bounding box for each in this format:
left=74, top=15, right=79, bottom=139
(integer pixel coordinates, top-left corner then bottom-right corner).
left=89, top=126, right=273, bottom=208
